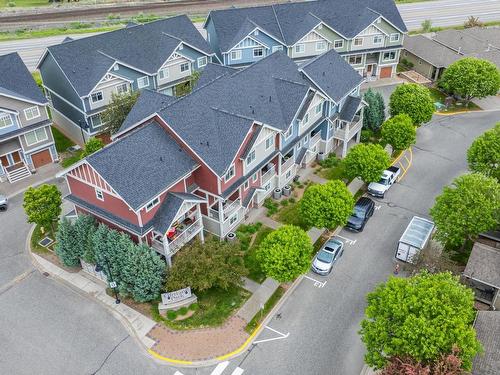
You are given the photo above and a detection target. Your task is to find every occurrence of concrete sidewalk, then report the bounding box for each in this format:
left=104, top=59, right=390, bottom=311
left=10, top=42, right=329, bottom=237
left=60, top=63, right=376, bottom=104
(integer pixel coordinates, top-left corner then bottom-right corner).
left=237, top=278, right=280, bottom=322
left=0, top=162, right=62, bottom=199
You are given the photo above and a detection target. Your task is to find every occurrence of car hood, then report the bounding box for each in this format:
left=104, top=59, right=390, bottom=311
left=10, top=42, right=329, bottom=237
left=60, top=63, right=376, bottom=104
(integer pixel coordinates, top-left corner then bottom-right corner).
left=347, top=215, right=363, bottom=226
left=312, top=258, right=331, bottom=271
left=0, top=196, right=7, bottom=205
left=368, top=182, right=386, bottom=192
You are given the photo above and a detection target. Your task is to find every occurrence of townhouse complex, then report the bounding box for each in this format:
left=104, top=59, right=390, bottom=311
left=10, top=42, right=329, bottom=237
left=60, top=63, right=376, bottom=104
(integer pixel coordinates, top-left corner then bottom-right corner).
left=60, top=50, right=365, bottom=265
left=0, top=53, right=58, bottom=183
left=37, top=15, right=217, bottom=143
left=204, top=0, right=406, bottom=78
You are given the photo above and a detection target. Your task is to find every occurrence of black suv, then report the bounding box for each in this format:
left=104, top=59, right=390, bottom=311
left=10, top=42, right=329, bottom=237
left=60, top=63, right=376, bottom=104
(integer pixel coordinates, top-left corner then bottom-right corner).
left=345, top=197, right=375, bottom=232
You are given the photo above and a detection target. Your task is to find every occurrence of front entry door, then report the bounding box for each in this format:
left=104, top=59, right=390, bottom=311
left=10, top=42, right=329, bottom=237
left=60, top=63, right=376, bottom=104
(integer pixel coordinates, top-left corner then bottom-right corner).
left=12, top=151, right=21, bottom=164
left=366, top=64, right=373, bottom=76
left=0, top=155, right=8, bottom=167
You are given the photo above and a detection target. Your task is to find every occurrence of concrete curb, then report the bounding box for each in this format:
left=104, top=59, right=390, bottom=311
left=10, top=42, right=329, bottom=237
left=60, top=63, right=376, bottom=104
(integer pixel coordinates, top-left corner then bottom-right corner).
left=6, top=175, right=61, bottom=200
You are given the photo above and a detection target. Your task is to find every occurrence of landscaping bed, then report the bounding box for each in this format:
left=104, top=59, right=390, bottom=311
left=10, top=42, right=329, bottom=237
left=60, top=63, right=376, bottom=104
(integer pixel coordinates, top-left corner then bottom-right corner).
left=245, top=286, right=285, bottom=333
left=429, top=87, right=481, bottom=113
left=237, top=223, right=273, bottom=283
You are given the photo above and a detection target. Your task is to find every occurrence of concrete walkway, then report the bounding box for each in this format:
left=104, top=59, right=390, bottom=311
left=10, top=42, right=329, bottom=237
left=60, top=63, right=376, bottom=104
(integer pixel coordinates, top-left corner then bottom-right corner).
left=0, top=162, right=62, bottom=199
left=237, top=278, right=280, bottom=322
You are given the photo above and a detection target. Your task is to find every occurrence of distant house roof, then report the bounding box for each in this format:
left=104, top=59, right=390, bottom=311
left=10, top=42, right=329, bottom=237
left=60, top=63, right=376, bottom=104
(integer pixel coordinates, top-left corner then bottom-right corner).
left=433, top=28, right=500, bottom=54
left=339, top=96, right=362, bottom=122
left=464, top=242, right=500, bottom=288
left=43, top=15, right=213, bottom=97
left=0, top=52, right=47, bottom=105
left=301, top=49, right=364, bottom=103
left=403, top=35, right=461, bottom=68
left=152, top=192, right=205, bottom=233
left=86, top=121, right=198, bottom=210
left=195, top=63, right=238, bottom=88
left=208, top=0, right=407, bottom=52
left=473, top=311, right=500, bottom=375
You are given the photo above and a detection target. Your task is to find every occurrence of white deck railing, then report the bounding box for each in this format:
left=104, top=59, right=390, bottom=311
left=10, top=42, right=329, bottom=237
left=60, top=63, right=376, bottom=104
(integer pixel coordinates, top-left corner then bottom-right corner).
left=167, top=218, right=203, bottom=256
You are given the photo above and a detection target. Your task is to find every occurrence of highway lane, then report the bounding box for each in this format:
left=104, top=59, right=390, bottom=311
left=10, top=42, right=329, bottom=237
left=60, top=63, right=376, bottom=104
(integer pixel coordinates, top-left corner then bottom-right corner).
left=0, top=0, right=499, bottom=71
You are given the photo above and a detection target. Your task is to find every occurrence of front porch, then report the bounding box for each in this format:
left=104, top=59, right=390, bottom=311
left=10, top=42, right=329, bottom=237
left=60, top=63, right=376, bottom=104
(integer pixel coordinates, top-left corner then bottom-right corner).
left=0, top=139, right=31, bottom=183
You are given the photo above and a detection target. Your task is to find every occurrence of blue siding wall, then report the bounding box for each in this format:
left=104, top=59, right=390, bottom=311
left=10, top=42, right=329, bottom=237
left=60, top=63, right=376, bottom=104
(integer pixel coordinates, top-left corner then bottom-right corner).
left=51, top=95, right=86, bottom=128
left=225, top=32, right=284, bottom=66
left=113, top=64, right=153, bottom=91
left=0, top=113, right=19, bottom=136
left=178, top=45, right=210, bottom=70
left=205, top=18, right=222, bottom=62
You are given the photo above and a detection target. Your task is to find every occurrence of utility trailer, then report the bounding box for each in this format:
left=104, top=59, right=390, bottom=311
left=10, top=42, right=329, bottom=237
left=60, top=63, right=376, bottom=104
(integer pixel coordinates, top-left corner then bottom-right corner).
left=396, top=216, right=435, bottom=263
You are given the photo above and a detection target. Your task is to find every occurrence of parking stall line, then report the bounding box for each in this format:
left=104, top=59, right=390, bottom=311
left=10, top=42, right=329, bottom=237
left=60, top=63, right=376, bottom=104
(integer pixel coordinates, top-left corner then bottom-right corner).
left=303, top=275, right=327, bottom=288
left=335, top=235, right=357, bottom=245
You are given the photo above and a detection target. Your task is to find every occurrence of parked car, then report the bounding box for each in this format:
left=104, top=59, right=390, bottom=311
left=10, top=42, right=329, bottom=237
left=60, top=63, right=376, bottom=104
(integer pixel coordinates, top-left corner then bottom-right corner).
left=345, top=197, right=375, bottom=232
left=0, top=194, right=7, bottom=211
left=311, top=237, right=344, bottom=275
left=367, top=166, right=401, bottom=198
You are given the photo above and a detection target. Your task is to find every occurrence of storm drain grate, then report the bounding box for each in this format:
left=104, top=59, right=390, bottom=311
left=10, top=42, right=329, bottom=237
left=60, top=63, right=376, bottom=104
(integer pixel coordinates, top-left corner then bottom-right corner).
left=38, top=237, right=54, bottom=247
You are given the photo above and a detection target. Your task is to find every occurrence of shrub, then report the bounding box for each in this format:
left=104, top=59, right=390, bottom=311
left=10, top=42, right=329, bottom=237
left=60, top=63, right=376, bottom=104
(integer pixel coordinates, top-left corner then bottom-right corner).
left=264, top=198, right=278, bottom=215
left=189, top=303, right=199, bottom=311
left=360, top=129, right=374, bottom=143
left=288, top=197, right=296, bottom=203
left=178, top=307, right=189, bottom=316
left=318, top=153, right=340, bottom=168
left=280, top=199, right=289, bottom=206
left=166, top=310, right=177, bottom=320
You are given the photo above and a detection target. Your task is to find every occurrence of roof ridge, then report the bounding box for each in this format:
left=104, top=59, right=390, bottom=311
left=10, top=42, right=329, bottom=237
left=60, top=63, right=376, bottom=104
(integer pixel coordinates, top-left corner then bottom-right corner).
left=271, top=4, right=286, bottom=42
left=299, top=49, right=328, bottom=69
left=272, top=75, right=308, bottom=87
left=210, top=106, right=255, bottom=122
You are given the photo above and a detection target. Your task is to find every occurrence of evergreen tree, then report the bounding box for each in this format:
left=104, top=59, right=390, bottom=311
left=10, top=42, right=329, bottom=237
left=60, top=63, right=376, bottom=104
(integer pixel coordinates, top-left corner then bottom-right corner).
left=363, top=89, right=385, bottom=131
left=74, top=215, right=96, bottom=263
left=89, top=224, right=109, bottom=265
left=130, top=244, right=166, bottom=302
left=55, top=218, right=80, bottom=267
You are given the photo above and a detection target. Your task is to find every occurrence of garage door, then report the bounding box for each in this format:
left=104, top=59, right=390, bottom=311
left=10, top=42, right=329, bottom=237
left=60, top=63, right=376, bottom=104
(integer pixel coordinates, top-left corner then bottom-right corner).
left=379, top=66, right=393, bottom=79
left=31, top=149, right=52, bottom=168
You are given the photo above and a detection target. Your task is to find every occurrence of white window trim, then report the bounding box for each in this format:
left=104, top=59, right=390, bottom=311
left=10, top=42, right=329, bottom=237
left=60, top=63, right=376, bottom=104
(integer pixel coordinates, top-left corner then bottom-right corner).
left=272, top=45, right=283, bottom=52
left=231, top=50, right=242, bottom=61
left=0, top=113, right=13, bottom=128
left=265, top=135, right=274, bottom=151
left=295, top=44, right=305, bottom=53
left=284, top=126, right=293, bottom=140
left=390, top=33, right=400, bottom=42
left=253, top=48, right=264, bottom=57
left=116, top=83, right=129, bottom=95
left=91, top=114, right=104, bottom=129
left=24, top=127, right=48, bottom=146
left=180, top=62, right=191, bottom=73
left=95, top=188, right=104, bottom=201
left=334, top=39, right=344, bottom=49
left=244, top=180, right=250, bottom=190
left=24, top=106, right=41, bottom=121
left=229, top=212, right=238, bottom=226
left=113, top=65, right=119, bottom=71
left=197, top=56, right=207, bottom=67
left=137, top=76, right=149, bottom=89
left=158, top=67, right=170, bottom=80
left=252, top=172, right=258, bottom=182
left=246, top=150, right=256, bottom=166
left=316, top=41, right=326, bottom=52
left=383, top=51, right=397, bottom=61
left=145, top=196, right=160, bottom=212
left=373, top=35, right=383, bottom=45
left=349, top=55, right=363, bottom=65
left=224, top=164, right=235, bottom=182
left=91, top=91, right=103, bottom=103
left=354, top=38, right=363, bottom=46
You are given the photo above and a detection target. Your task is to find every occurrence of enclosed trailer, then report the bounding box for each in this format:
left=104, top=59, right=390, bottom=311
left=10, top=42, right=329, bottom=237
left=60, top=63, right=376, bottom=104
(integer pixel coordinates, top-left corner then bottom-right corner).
left=396, top=216, right=435, bottom=263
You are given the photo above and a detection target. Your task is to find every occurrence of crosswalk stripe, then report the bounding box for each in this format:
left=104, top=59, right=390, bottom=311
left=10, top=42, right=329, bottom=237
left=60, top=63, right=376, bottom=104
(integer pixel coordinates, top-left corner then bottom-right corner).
left=231, top=367, right=244, bottom=375
left=173, top=372, right=184, bottom=375
left=211, top=361, right=230, bottom=375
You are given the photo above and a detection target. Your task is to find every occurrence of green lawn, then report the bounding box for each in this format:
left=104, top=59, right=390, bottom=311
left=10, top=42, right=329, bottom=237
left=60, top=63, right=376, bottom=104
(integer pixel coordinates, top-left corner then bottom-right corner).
left=51, top=126, right=75, bottom=153
left=243, top=225, right=273, bottom=283
left=61, top=151, right=82, bottom=168
left=0, top=0, right=49, bottom=8
left=153, top=286, right=250, bottom=329
left=31, top=223, right=54, bottom=255
left=274, top=199, right=311, bottom=231
left=429, top=87, right=481, bottom=113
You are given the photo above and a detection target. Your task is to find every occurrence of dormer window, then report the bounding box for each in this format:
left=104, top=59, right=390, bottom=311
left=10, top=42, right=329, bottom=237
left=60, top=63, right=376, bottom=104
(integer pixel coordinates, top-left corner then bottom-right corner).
left=91, top=92, right=103, bottom=103
left=246, top=150, right=256, bottom=166
left=145, top=196, right=160, bottom=212
left=390, top=33, right=400, bottom=42
left=224, top=165, right=235, bottom=182
left=295, top=44, right=305, bottom=53
left=284, top=126, right=293, bottom=140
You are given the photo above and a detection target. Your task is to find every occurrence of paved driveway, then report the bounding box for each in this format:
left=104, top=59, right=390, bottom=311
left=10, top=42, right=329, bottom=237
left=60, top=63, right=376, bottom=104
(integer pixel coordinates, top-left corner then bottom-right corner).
left=473, top=95, right=500, bottom=111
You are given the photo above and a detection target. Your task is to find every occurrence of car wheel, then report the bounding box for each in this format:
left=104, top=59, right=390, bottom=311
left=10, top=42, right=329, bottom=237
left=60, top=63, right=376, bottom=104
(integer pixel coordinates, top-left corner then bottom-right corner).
left=0, top=206, right=6, bottom=212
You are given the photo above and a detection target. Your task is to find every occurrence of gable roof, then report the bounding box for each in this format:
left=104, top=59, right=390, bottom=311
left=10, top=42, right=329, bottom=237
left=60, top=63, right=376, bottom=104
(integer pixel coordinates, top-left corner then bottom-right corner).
left=403, top=35, right=461, bottom=68
left=43, top=15, right=213, bottom=97
left=463, top=242, right=500, bottom=288
left=208, top=0, right=406, bottom=52
left=195, top=63, right=238, bottom=88
left=433, top=28, right=499, bottom=55
left=152, top=192, right=205, bottom=233
left=0, top=52, right=47, bottom=105
left=301, top=49, right=364, bottom=103
left=339, top=95, right=362, bottom=122
left=473, top=311, right=500, bottom=375
left=86, top=121, right=198, bottom=210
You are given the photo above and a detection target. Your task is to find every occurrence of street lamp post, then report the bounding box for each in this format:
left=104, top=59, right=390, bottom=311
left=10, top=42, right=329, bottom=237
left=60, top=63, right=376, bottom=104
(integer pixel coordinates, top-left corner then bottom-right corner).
left=95, top=256, right=120, bottom=304
left=78, top=120, right=86, bottom=146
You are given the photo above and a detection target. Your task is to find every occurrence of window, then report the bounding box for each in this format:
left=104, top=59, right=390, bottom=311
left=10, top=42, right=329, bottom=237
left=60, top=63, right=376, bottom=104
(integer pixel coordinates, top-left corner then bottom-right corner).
left=180, top=63, right=190, bottom=73
left=315, top=102, right=323, bottom=115
left=383, top=51, right=396, bottom=61
left=207, top=33, right=210, bottom=42
left=390, top=33, right=400, bottom=42
left=145, top=196, right=160, bottom=212
left=91, top=114, right=103, bottom=128
left=137, top=76, right=149, bottom=88
left=264, top=182, right=271, bottom=191
left=354, top=38, right=363, bottom=46
left=285, top=170, right=291, bottom=179
left=284, top=126, right=293, bottom=140
left=253, top=48, right=264, bottom=58
left=95, top=188, right=104, bottom=201
left=334, top=40, right=344, bottom=49
left=244, top=180, right=250, bottom=190
left=272, top=45, right=283, bottom=53
left=158, top=68, right=169, bottom=80
left=198, top=56, right=207, bottom=67
left=0, top=113, right=13, bottom=128
left=231, top=50, right=242, bottom=61
left=24, top=106, right=40, bottom=121
left=24, top=127, right=48, bottom=146
left=318, top=24, right=323, bottom=30
left=404, top=51, right=408, bottom=57
left=229, top=212, right=238, bottom=226
left=246, top=150, right=256, bottom=166
left=91, top=91, right=103, bottom=103
left=316, top=41, right=326, bottom=51
left=265, top=136, right=274, bottom=150
left=224, top=165, right=235, bottom=182
left=254, top=30, right=259, bottom=36
left=295, top=44, right=305, bottom=53
left=116, top=83, right=128, bottom=95
left=304, top=135, right=309, bottom=143
left=373, top=35, right=383, bottom=44
left=303, top=113, right=309, bottom=125
left=348, top=55, right=362, bottom=65
left=252, top=172, right=258, bottom=182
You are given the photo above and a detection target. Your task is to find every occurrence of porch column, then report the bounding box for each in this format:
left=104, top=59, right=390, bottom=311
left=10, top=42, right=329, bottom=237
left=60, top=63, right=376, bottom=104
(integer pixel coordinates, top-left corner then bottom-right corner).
left=197, top=204, right=205, bottom=244
left=164, top=238, right=172, bottom=267
left=342, top=140, right=348, bottom=158
left=356, top=130, right=361, bottom=143
left=277, top=155, right=283, bottom=188
left=218, top=199, right=224, bottom=239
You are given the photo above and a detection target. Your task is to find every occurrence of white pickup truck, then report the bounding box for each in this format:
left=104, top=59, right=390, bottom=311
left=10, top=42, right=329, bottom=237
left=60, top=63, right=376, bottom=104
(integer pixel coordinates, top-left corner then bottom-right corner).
left=367, top=166, right=401, bottom=198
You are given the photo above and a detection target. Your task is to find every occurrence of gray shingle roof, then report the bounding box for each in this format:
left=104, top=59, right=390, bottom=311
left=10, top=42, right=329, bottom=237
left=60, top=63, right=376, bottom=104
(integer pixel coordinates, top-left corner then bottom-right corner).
left=45, top=15, right=213, bottom=97
left=301, top=49, right=364, bottom=103
left=195, top=63, right=238, bottom=88
left=0, top=52, right=47, bottom=105
left=403, top=35, right=461, bottom=68
left=86, top=121, right=198, bottom=210
left=463, top=242, right=500, bottom=288
left=208, top=0, right=407, bottom=52
left=152, top=192, right=205, bottom=233
left=339, top=96, right=362, bottom=122
left=473, top=311, right=500, bottom=375
left=434, top=28, right=495, bottom=54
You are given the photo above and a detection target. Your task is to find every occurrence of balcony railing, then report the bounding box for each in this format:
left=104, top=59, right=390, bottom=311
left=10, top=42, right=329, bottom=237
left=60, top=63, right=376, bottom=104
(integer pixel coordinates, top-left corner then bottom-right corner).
left=281, top=155, right=295, bottom=172
left=309, top=132, right=321, bottom=148
left=167, top=218, right=203, bottom=256
left=261, top=165, right=276, bottom=185
left=208, top=198, right=241, bottom=221
left=332, top=116, right=362, bottom=141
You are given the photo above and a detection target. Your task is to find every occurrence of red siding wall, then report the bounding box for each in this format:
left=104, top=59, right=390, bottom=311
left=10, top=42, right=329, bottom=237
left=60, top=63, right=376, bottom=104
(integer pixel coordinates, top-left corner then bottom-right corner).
left=139, top=179, right=187, bottom=224
left=68, top=175, right=139, bottom=225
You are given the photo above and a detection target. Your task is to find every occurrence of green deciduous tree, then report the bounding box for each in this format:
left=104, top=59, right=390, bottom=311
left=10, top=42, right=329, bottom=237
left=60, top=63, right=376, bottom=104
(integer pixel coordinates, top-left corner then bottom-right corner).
left=467, top=123, right=500, bottom=180
left=389, top=83, right=435, bottom=125
left=359, top=271, right=481, bottom=371
left=439, top=57, right=500, bottom=106
left=166, top=237, right=247, bottom=292
left=430, top=173, right=500, bottom=248
left=256, top=225, right=313, bottom=282
left=101, top=91, right=140, bottom=134
left=80, top=137, right=104, bottom=159
left=363, top=88, right=386, bottom=131
left=299, top=180, right=354, bottom=230
left=23, top=184, right=62, bottom=233
left=381, top=114, right=417, bottom=152
left=54, top=218, right=80, bottom=267
left=344, top=143, right=390, bottom=183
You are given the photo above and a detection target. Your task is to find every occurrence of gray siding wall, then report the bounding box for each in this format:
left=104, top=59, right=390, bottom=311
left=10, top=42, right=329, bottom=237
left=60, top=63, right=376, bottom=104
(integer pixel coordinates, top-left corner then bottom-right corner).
left=19, top=124, right=55, bottom=153
left=87, top=76, right=130, bottom=111
left=401, top=51, right=434, bottom=79
left=0, top=96, right=49, bottom=128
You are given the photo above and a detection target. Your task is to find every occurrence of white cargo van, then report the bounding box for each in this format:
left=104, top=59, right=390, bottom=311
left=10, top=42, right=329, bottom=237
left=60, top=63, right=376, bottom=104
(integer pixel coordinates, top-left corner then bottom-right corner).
left=396, top=216, right=435, bottom=263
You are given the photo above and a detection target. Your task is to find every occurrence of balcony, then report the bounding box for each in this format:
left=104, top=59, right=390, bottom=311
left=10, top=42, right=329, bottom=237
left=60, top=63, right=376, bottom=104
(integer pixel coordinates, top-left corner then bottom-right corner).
left=209, top=198, right=242, bottom=221
left=332, top=116, right=362, bottom=141
left=261, top=163, right=276, bottom=185
left=203, top=205, right=245, bottom=237
left=167, top=218, right=203, bottom=256
left=309, top=131, right=321, bottom=148
left=281, top=154, right=295, bottom=172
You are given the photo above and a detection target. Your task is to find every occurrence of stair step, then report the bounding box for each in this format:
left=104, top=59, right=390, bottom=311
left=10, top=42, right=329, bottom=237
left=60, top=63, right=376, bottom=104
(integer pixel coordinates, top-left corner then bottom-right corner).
left=7, top=166, right=31, bottom=183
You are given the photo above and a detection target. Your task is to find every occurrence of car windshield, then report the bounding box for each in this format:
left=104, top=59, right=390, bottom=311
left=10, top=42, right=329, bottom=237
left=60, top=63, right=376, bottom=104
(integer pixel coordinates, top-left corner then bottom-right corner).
left=352, top=207, right=365, bottom=218
left=378, top=177, right=389, bottom=185
left=317, top=249, right=334, bottom=263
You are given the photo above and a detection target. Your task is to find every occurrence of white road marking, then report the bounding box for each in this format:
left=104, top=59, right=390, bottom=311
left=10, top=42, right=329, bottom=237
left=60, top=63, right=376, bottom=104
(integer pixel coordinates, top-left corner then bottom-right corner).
left=231, top=367, right=245, bottom=375
left=335, top=235, right=357, bottom=245
left=211, top=361, right=230, bottom=375
left=304, top=275, right=327, bottom=288
left=174, top=372, right=184, bottom=375
left=375, top=205, right=381, bottom=210
left=254, top=325, right=290, bottom=344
